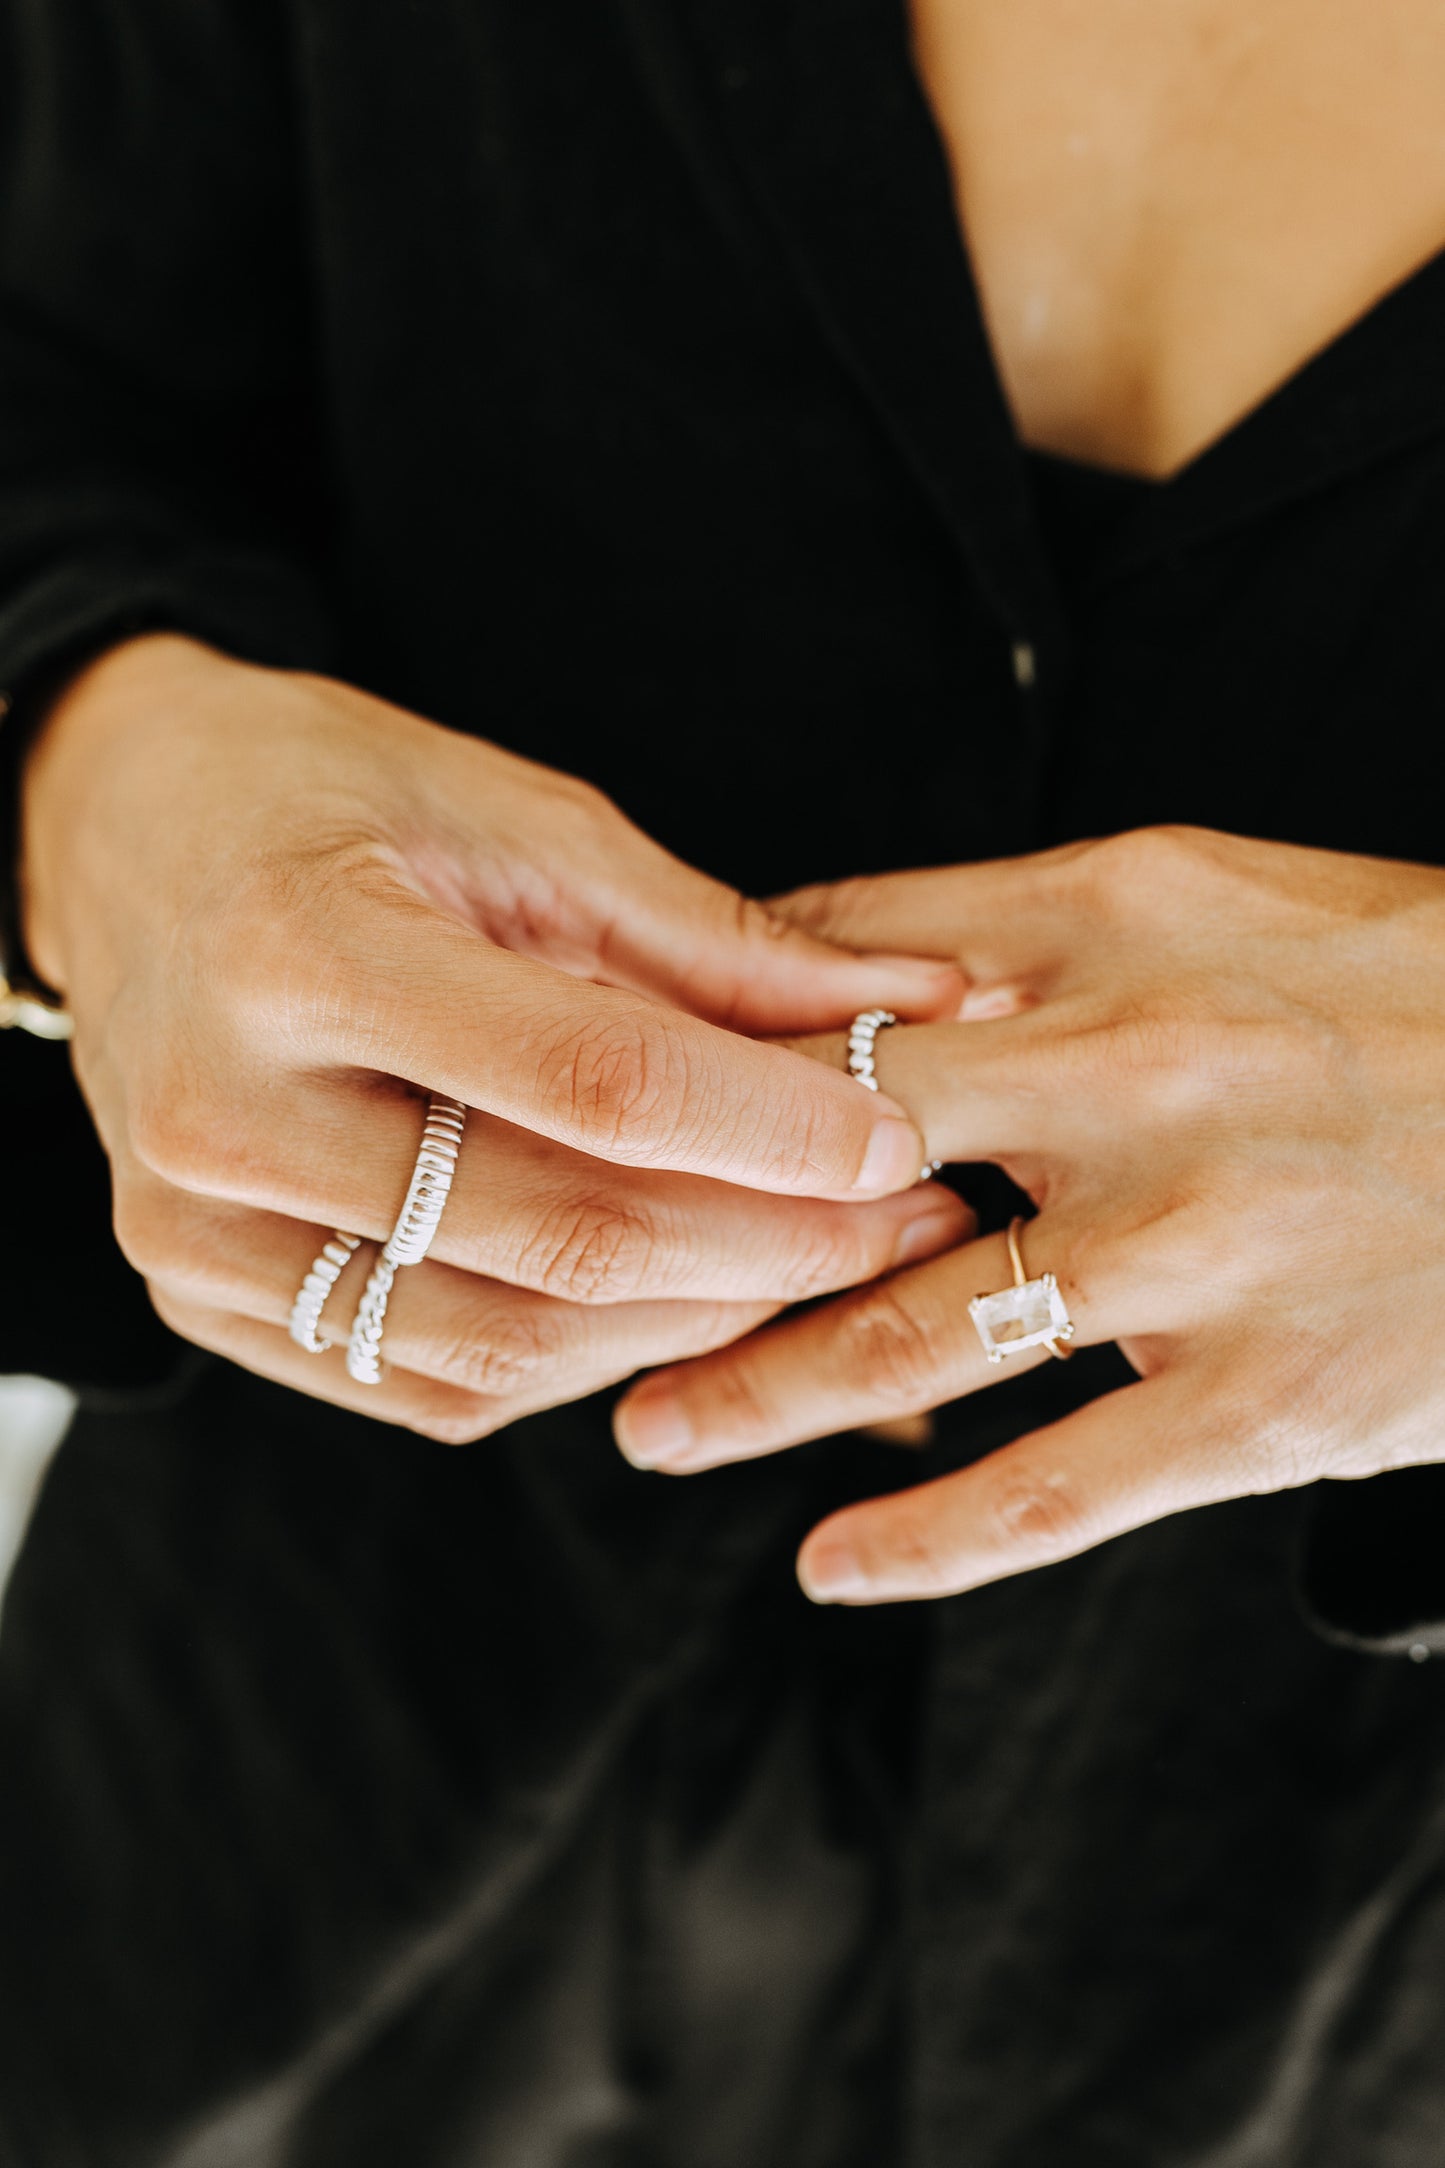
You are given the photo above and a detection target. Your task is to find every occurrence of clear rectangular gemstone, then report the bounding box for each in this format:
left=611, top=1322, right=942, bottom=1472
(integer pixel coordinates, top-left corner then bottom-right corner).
left=969, top=1274, right=1070, bottom=1361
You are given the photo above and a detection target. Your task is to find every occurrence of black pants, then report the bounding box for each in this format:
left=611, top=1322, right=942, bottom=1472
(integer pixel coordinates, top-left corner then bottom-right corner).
left=0, top=1360, right=926, bottom=2167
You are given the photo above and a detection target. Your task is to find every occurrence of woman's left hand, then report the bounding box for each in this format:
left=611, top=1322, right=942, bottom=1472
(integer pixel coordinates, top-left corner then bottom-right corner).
left=614, top=827, right=1445, bottom=1603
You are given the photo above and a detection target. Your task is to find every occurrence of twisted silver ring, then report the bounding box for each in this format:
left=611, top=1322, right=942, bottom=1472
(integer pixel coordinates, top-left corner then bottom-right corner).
left=288, top=1231, right=362, bottom=1353
left=346, top=1094, right=467, bottom=1384
left=845, top=1009, right=942, bottom=1180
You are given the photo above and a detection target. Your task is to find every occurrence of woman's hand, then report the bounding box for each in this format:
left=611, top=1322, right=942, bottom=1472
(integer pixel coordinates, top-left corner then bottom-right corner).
left=614, top=827, right=1445, bottom=1599
left=22, top=633, right=970, bottom=1440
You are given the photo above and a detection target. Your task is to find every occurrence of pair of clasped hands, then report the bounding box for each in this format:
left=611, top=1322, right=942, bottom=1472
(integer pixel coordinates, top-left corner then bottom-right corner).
left=24, top=637, right=1445, bottom=1602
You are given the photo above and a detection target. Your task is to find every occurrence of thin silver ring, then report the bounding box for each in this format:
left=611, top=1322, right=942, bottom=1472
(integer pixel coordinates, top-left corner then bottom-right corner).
left=288, top=1231, right=362, bottom=1353
left=845, top=1009, right=942, bottom=1180
left=346, top=1094, right=467, bottom=1384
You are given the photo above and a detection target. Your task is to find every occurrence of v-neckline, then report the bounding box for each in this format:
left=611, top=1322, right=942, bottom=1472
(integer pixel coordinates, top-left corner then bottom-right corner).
left=683, top=0, right=1445, bottom=612
left=1023, top=239, right=1445, bottom=584
left=680, top=0, right=1064, bottom=654
left=885, top=0, right=1445, bottom=522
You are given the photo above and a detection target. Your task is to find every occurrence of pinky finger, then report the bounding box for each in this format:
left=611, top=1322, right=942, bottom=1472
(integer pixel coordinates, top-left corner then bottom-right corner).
left=796, top=1370, right=1242, bottom=1604
left=148, top=1284, right=506, bottom=1447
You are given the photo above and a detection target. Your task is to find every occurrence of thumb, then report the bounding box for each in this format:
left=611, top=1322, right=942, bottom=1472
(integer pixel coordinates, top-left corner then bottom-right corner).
left=589, top=836, right=965, bottom=1033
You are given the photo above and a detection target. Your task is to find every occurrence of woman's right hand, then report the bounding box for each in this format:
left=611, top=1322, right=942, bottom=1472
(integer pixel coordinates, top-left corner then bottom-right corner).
left=20, top=635, right=971, bottom=1440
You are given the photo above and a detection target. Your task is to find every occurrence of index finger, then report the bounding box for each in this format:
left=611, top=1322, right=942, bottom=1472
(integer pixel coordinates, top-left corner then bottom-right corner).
left=289, top=888, right=927, bottom=1198
left=771, top=851, right=1086, bottom=987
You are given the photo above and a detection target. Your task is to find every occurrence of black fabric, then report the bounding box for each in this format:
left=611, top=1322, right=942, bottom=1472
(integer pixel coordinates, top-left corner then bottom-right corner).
left=0, top=1367, right=928, bottom=2167
left=0, top=1030, right=184, bottom=1393
left=5, top=1, right=1445, bottom=2159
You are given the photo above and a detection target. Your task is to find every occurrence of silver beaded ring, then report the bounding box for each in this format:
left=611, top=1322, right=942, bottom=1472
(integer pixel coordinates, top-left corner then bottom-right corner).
left=346, top=1094, right=467, bottom=1385
left=288, top=1231, right=362, bottom=1353
left=846, top=1008, right=896, bottom=1091
left=845, top=1008, right=942, bottom=1180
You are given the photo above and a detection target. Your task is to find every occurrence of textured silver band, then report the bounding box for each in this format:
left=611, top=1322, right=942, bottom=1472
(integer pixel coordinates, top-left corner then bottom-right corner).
left=288, top=1231, right=362, bottom=1353
left=845, top=1007, right=896, bottom=1091
left=346, top=1094, right=467, bottom=1384
left=845, top=1009, right=942, bottom=1181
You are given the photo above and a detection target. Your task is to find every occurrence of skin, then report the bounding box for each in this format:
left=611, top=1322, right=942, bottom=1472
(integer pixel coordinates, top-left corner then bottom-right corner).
left=613, top=830, right=1445, bottom=1601
left=21, top=634, right=972, bottom=1444
left=611, top=0, right=1445, bottom=1587
left=24, top=8, right=1445, bottom=1562
left=909, top=0, right=1445, bottom=475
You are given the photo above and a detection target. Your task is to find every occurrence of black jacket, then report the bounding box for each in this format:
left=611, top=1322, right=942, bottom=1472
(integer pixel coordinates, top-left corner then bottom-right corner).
left=5, top=4, right=1445, bottom=2161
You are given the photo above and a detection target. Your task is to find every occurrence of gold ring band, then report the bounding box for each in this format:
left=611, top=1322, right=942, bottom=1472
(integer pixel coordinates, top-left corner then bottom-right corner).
left=969, top=1216, right=1076, bottom=1365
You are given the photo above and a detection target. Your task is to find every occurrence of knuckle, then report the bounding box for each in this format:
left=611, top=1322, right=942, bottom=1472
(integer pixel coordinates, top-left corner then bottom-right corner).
left=836, top=1284, right=945, bottom=1406
left=545, top=770, right=616, bottom=827
left=1081, top=1000, right=1290, bottom=1121
left=1229, top=1355, right=1333, bottom=1490
left=862, top=1498, right=957, bottom=1595
left=697, top=1355, right=779, bottom=1442
left=520, top=1193, right=659, bottom=1303
left=413, top=1394, right=496, bottom=1448
left=115, top=1185, right=242, bottom=1308
left=532, top=776, right=631, bottom=866
left=111, top=1181, right=177, bottom=1280
left=699, top=895, right=798, bottom=1029
left=144, top=1280, right=228, bottom=1360
left=130, top=1072, right=298, bottom=1205
left=199, top=883, right=296, bottom=1035
left=1075, top=825, right=1212, bottom=914
left=730, top=891, right=793, bottom=950
left=125, top=1060, right=243, bottom=1196
left=781, top=1210, right=877, bottom=1300
left=451, top=1304, right=563, bottom=1398
left=126, top=1090, right=210, bottom=1189
left=214, top=833, right=401, bottom=1051
left=981, top=1464, right=1091, bottom=1561
left=536, top=1011, right=694, bottom=1161
left=769, top=875, right=860, bottom=942
left=1058, top=999, right=1211, bottom=1110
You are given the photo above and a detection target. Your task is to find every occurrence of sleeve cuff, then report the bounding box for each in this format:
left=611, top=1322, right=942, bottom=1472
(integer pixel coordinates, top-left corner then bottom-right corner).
left=1295, top=1468, right=1445, bottom=1659
left=0, top=544, right=337, bottom=705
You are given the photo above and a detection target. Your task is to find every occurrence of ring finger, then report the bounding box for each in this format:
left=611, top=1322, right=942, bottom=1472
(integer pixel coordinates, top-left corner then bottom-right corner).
left=612, top=1216, right=1148, bottom=1471
left=143, top=1192, right=785, bottom=1402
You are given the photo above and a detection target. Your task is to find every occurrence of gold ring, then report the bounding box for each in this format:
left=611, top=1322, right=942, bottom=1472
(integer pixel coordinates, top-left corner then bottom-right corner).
left=969, top=1215, right=1076, bottom=1365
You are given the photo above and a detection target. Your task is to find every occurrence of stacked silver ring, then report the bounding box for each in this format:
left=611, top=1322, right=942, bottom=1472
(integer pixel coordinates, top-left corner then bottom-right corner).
left=346, top=1094, right=467, bottom=1384
left=845, top=1008, right=942, bottom=1180
left=846, top=1008, right=896, bottom=1091
left=288, top=1231, right=362, bottom=1353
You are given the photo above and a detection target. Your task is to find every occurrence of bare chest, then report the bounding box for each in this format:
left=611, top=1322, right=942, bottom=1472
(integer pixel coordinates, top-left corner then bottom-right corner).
left=906, top=0, right=1445, bottom=475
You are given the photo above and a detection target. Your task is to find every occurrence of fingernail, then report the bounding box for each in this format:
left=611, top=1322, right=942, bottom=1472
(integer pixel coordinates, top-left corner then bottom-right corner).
left=615, top=1391, right=694, bottom=1470
left=853, top=1118, right=921, bottom=1195
left=798, top=1542, right=872, bottom=1604
left=891, top=1205, right=968, bottom=1269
